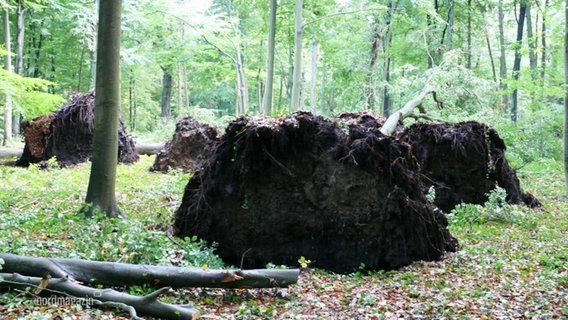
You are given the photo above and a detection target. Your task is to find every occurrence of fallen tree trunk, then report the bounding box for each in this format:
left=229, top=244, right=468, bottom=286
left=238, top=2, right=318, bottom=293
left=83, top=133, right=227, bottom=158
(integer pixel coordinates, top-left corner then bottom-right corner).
left=0, top=143, right=164, bottom=159
left=0, top=253, right=299, bottom=288
left=0, top=147, right=23, bottom=158
left=380, top=85, right=436, bottom=136
left=0, top=272, right=199, bottom=320
left=136, top=142, right=165, bottom=155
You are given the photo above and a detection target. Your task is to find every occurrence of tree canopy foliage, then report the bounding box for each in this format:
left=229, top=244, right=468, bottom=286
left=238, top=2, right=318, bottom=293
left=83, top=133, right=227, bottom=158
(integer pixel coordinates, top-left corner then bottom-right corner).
left=0, top=0, right=565, bottom=145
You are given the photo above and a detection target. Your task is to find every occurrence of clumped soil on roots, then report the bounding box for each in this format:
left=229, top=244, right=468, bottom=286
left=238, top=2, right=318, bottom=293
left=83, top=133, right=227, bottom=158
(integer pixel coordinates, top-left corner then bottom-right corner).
left=15, top=93, right=138, bottom=167
left=173, top=112, right=458, bottom=273
left=397, top=121, right=540, bottom=212
left=150, top=116, right=220, bottom=173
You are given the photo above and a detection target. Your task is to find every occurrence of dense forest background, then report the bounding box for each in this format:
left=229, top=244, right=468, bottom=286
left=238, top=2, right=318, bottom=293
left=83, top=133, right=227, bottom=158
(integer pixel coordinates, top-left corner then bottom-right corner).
left=0, top=0, right=565, bottom=167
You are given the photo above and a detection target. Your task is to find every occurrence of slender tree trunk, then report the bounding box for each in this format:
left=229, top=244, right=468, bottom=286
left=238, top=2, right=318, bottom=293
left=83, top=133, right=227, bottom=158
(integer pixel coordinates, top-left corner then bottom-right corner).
left=83, top=0, right=124, bottom=219
left=290, top=0, right=303, bottom=111
left=481, top=8, right=499, bottom=85
left=466, top=0, right=472, bottom=69
left=498, top=0, right=509, bottom=110
left=564, top=0, right=568, bottom=196
left=261, top=0, right=277, bottom=115
left=77, top=42, right=87, bottom=91
left=129, top=76, right=135, bottom=132
left=177, top=63, right=182, bottom=116
left=511, top=3, right=527, bottom=122
left=161, top=67, right=172, bottom=119
left=235, top=44, right=248, bottom=116
left=540, top=0, right=549, bottom=89
left=366, top=23, right=381, bottom=112
left=443, top=0, right=455, bottom=49
left=3, top=8, right=13, bottom=145
left=15, top=0, right=24, bottom=76
left=526, top=5, right=537, bottom=79
left=383, top=0, right=396, bottom=117
left=32, top=20, right=44, bottom=78
left=310, top=40, right=318, bottom=114
left=12, top=0, right=24, bottom=135
left=320, top=65, right=326, bottom=115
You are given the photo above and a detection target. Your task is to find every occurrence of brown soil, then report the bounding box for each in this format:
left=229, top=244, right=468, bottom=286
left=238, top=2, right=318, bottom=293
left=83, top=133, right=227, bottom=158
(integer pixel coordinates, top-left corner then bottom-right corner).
left=173, top=112, right=459, bottom=273
left=15, top=93, right=138, bottom=167
left=150, top=116, right=220, bottom=173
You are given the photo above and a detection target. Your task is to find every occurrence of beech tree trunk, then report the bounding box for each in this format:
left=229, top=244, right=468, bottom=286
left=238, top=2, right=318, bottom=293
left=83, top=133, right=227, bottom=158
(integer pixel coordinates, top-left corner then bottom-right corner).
left=290, top=0, right=303, bottom=111
left=564, top=0, right=568, bottom=196
left=3, top=8, right=13, bottom=145
left=83, top=0, right=124, bottom=219
left=498, top=0, right=509, bottom=110
left=511, top=2, right=526, bottom=122
left=161, top=67, right=173, bottom=118
left=261, top=0, right=277, bottom=115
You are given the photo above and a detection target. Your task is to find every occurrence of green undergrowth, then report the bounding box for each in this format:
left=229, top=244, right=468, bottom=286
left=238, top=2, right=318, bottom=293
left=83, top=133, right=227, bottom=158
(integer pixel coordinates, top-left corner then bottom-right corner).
left=0, top=154, right=566, bottom=318
left=0, top=155, right=223, bottom=269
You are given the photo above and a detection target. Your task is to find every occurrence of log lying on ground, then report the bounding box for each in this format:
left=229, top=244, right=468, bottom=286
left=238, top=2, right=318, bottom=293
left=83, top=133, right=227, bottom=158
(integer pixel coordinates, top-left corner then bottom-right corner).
left=0, top=148, right=23, bottom=158
left=0, top=253, right=299, bottom=289
left=0, top=143, right=164, bottom=160
left=0, top=273, right=199, bottom=320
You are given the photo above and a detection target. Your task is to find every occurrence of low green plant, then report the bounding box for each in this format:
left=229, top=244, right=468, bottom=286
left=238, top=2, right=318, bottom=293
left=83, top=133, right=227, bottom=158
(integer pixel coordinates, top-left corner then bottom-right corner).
left=447, top=186, right=537, bottom=229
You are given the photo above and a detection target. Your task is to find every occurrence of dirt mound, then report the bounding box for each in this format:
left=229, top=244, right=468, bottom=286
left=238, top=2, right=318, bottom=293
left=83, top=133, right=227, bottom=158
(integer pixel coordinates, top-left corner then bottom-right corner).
left=173, top=112, right=458, bottom=273
left=397, top=121, right=540, bottom=211
left=150, top=116, right=220, bottom=173
left=15, top=93, right=138, bottom=167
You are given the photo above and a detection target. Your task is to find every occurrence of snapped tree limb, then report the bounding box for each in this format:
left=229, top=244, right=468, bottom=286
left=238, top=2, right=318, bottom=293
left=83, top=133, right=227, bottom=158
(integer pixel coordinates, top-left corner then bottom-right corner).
left=0, top=272, right=199, bottom=320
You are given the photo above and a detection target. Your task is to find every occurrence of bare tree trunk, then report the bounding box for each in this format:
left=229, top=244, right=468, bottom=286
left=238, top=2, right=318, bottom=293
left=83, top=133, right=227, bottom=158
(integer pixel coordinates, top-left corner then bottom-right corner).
left=366, top=22, right=381, bottom=112
left=261, top=0, right=277, bottom=115
left=498, top=0, right=509, bottom=110
left=290, top=0, right=303, bottom=111
left=540, top=0, right=549, bottom=95
left=511, top=2, right=527, bottom=122
left=15, top=0, right=24, bottom=76
left=161, top=67, right=172, bottom=118
left=382, top=0, right=396, bottom=117
left=526, top=5, right=537, bottom=79
left=3, top=8, right=13, bottom=145
left=83, top=0, right=124, bottom=219
left=310, top=40, right=318, bottom=114
left=466, top=0, right=472, bottom=69
left=235, top=44, right=248, bottom=116
left=564, top=0, right=568, bottom=196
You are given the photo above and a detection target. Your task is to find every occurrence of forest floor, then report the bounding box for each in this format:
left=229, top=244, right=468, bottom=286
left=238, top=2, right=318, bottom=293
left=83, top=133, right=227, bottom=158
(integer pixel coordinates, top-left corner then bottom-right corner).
left=0, top=155, right=566, bottom=319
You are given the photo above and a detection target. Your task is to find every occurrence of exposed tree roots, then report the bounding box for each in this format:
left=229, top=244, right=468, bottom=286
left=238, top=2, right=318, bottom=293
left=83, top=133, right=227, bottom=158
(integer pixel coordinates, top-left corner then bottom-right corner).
left=151, top=116, right=220, bottom=173
left=15, top=93, right=138, bottom=167
left=173, top=112, right=459, bottom=273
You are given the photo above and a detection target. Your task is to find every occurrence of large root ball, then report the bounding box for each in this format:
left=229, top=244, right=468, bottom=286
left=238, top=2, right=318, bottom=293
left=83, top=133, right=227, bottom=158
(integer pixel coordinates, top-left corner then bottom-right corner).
left=150, top=116, right=220, bottom=173
left=16, top=93, right=138, bottom=167
left=397, top=121, right=540, bottom=211
left=173, top=112, right=458, bottom=273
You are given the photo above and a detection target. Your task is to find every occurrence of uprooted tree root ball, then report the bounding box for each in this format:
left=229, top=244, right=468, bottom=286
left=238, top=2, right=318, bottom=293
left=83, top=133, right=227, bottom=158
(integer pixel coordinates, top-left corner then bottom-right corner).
left=15, top=93, right=139, bottom=167
left=150, top=116, right=220, bottom=173
left=397, top=121, right=541, bottom=212
left=173, top=111, right=459, bottom=273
